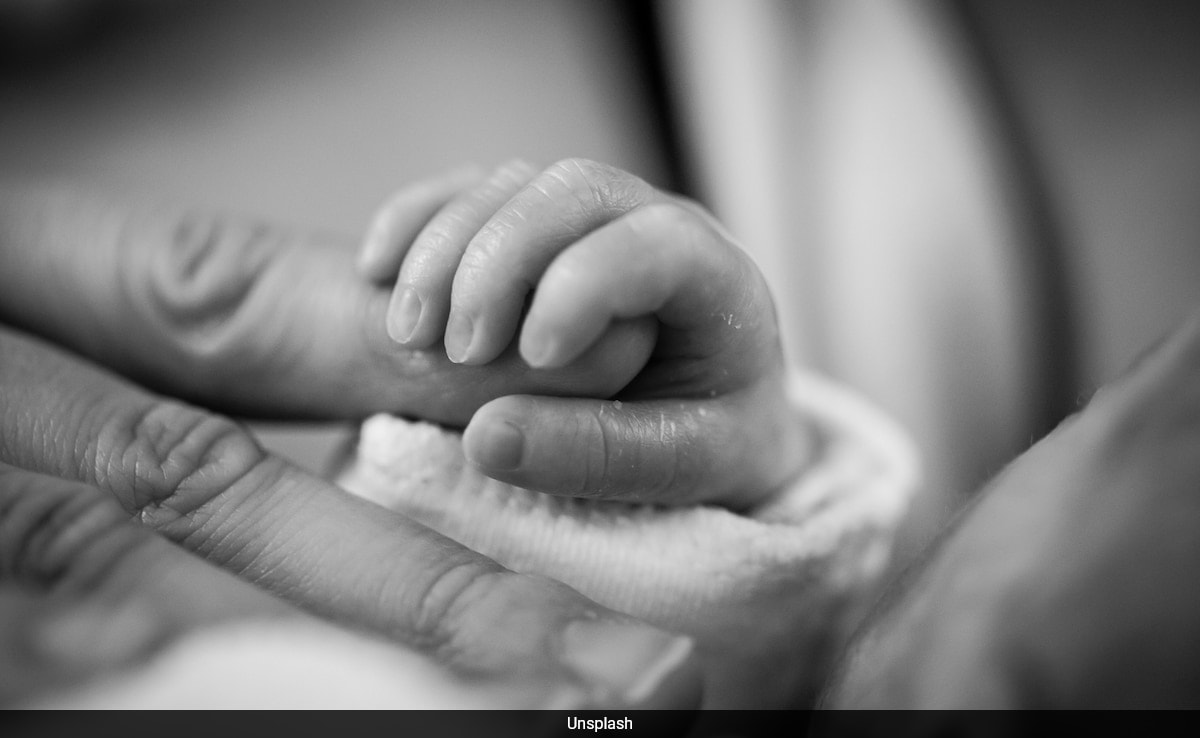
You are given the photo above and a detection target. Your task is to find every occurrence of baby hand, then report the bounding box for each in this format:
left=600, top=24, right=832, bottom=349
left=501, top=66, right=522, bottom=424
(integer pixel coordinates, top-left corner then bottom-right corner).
left=360, top=159, right=813, bottom=508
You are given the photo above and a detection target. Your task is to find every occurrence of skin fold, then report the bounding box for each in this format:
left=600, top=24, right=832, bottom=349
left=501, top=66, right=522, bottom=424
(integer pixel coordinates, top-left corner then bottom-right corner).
left=0, top=181, right=728, bottom=709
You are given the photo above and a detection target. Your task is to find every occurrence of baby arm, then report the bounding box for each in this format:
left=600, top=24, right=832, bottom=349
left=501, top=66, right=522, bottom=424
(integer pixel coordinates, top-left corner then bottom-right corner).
left=359, top=158, right=814, bottom=508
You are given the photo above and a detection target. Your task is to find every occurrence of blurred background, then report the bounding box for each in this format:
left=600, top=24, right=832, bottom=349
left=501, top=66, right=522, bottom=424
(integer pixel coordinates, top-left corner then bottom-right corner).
left=2, top=0, right=1198, bottom=548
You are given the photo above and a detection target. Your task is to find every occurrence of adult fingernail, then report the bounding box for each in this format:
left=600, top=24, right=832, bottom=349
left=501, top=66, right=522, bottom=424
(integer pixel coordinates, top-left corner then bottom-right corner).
left=387, top=287, right=423, bottom=344
left=444, top=312, right=474, bottom=363
left=559, top=619, right=701, bottom=708
left=466, top=419, right=524, bottom=471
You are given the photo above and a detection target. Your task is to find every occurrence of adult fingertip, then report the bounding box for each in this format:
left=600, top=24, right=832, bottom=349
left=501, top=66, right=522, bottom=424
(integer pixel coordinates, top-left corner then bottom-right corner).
left=558, top=618, right=703, bottom=709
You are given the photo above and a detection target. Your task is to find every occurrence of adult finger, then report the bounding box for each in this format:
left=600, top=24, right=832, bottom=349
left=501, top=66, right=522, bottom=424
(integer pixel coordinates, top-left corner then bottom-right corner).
left=0, top=183, right=652, bottom=424
left=0, top=327, right=701, bottom=707
left=357, top=164, right=486, bottom=282
left=462, top=374, right=815, bottom=507
left=0, top=464, right=687, bottom=710
left=0, top=463, right=295, bottom=625
left=445, top=158, right=662, bottom=365
left=0, top=463, right=297, bottom=704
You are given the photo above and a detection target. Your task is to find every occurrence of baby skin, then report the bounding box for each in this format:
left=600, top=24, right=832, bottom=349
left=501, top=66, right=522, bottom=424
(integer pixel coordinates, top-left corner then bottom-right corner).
left=357, top=158, right=812, bottom=509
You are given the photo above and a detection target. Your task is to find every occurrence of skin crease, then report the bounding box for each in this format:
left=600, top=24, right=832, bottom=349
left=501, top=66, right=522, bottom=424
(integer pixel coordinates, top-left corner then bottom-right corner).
left=0, top=185, right=656, bottom=425
left=362, top=159, right=814, bottom=507
left=821, top=311, right=1200, bottom=712
left=12, top=165, right=1198, bottom=710
left=0, top=179, right=727, bottom=709
left=0, top=465, right=299, bottom=705
left=0, top=163, right=823, bottom=707
left=0, top=465, right=655, bottom=711
left=0, top=328, right=703, bottom=709
left=0, top=174, right=811, bottom=508
left=10, top=164, right=1198, bottom=710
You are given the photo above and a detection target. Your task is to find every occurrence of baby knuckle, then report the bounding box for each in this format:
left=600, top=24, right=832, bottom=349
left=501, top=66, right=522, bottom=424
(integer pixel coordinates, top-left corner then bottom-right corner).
left=547, top=157, right=602, bottom=184
left=450, top=250, right=500, bottom=298
left=413, top=205, right=498, bottom=269
left=547, top=158, right=651, bottom=215
left=408, top=219, right=463, bottom=269
left=543, top=158, right=613, bottom=211
left=633, top=201, right=702, bottom=241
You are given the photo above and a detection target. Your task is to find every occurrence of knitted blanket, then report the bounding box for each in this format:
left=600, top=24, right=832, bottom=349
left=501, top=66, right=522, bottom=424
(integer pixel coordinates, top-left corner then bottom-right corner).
left=335, top=373, right=918, bottom=707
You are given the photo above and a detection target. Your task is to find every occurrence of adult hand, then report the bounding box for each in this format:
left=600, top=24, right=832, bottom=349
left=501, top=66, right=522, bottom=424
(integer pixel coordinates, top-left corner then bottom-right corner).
left=0, top=185, right=700, bottom=708
left=821, top=311, right=1200, bottom=712
left=0, top=183, right=653, bottom=424
left=360, top=159, right=813, bottom=508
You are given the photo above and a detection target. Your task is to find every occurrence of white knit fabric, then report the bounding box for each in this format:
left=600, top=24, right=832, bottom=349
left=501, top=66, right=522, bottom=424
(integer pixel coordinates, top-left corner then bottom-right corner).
left=29, top=620, right=514, bottom=710
left=335, top=372, right=918, bottom=707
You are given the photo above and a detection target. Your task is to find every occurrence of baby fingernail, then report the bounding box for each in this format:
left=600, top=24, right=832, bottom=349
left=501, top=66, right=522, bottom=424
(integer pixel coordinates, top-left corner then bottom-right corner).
left=387, top=287, right=423, bottom=344
left=466, top=419, right=524, bottom=471
left=559, top=619, right=700, bottom=707
left=444, top=312, right=474, bottom=363
left=521, top=331, right=559, bottom=369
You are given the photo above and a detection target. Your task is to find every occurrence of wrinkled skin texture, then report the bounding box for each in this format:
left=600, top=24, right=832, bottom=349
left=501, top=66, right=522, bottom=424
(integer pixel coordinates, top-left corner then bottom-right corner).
left=0, top=331, right=700, bottom=709
left=1, top=167, right=809, bottom=509
left=0, top=185, right=654, bottom=424
left=360, top=158, right=811, bottom=507
left=822, top=311, right=1200, bottom=715
left=0, top=181, right=710, bottom=708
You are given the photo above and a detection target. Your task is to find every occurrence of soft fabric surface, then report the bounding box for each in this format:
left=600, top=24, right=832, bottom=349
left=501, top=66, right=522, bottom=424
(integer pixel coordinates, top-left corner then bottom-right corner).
left=336, top=373, right=918, bottom=707
left=29, top=619, right=525, bottom=709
